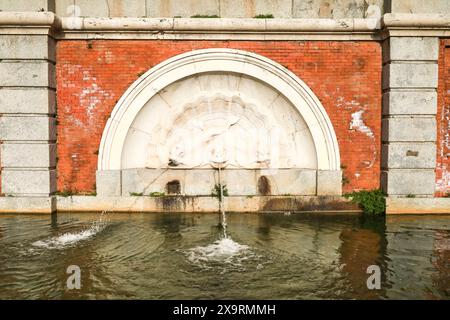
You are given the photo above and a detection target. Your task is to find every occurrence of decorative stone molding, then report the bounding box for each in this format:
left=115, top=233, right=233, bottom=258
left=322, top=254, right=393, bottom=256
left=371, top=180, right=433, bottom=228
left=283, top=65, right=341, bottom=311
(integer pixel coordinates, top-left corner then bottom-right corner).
left=97, top=48, right=341, bottom=172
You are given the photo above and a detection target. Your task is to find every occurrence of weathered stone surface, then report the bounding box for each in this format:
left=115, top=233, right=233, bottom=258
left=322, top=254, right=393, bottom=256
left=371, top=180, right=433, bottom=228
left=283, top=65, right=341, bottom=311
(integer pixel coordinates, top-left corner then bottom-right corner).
left=382, top=117, right=436, bottom=142
left=122, top=168, right=186, bottom=195
left=383, top=37, right=439, bottom=62
left=0, top=0, right=54, bottom=12
left=0, top=116, right=56, bottom=141
left=317, top=170, right=342, bottom=196
left=146, top=0, right=219, bottom=18
left=382, top=90, right=437, bottom=115
left=0, top=196, right=56, bottom=214
left=1, top=143, right=56, bottom=168
left=0, top=35, right=55, bottom=61
left=0, top=89, right=55, bottom=114
left=2, top=169, right=56, bottom=195
left=259, top=169, right=316, bottom=195
left=184, top=170, right=214, bottom=196
left=390, top=0, right=450, bottom=14
left=381, top=169, right=435, bottom=195
left=221, top=170, right=257, bottom=195
left=55, top=195, right=357, bottom=213
left=382, top=63, right=438, bottom=89
left=96, top=170, right=121, bottom=196
left=386, top=197, right=450, bottom=214
left=0, top=62, right=55, bottom=88
left=220, top=0, right=292, bottom=18
left=381, top=143, right=436, bottom=169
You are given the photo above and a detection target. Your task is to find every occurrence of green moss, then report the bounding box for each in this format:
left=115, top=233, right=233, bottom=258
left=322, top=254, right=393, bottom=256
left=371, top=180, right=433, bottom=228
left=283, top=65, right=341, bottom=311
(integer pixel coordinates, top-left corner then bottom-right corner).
left=55, top=190, right=75, bottom=197
left=129, top=192, right=143, bottom=196
left=254, top=14, right=274, bottom=18
left=344, top=189, right=386, bottom=216
left=406, top=194, right=416, bottom=198
left=149, top=192, right=165, bottom=197
left=190, top=14, right=220, bottom=18
left=211, top=184, right=228, bottom=200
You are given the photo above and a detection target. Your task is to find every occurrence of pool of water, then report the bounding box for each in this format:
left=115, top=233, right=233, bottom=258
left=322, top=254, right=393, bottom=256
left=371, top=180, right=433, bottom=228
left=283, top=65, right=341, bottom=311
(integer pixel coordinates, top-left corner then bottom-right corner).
left=0, top=212, right=448, bottom=299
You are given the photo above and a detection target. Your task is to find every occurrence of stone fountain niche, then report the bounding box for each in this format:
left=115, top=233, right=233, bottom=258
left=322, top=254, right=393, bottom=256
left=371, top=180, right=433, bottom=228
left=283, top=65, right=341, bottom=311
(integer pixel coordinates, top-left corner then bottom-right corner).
left=96, top=49, right=342, bottom=198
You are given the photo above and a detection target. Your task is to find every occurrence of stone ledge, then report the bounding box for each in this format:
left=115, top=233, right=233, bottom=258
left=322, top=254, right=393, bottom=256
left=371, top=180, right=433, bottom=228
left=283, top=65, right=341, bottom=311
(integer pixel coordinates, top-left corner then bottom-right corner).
left=56, top=195, right=359, bottom=213
left=0, top=196, right=55, bottom=214
left=386, top=197, right=450, bottom=214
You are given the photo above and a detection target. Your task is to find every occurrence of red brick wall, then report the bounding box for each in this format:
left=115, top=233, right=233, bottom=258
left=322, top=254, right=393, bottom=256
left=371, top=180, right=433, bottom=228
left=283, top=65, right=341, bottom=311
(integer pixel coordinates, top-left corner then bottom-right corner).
left=437, top=40, right=450, bottom=197
left=56, top=40, right=382, bottom=193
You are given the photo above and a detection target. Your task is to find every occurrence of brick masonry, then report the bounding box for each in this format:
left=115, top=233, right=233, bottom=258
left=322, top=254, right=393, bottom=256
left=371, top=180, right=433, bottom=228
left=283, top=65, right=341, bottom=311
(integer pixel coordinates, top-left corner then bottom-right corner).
left=56, top=40, right=382, bottom=194
left=437, top=40, right=450, bottom=197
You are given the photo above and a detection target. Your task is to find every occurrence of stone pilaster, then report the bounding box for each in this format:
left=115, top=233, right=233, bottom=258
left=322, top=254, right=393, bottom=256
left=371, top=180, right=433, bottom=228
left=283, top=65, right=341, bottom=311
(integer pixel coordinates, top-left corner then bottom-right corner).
left=381, top=36, right=439, bottom=197
left=0, top=13, right=57, bottom=200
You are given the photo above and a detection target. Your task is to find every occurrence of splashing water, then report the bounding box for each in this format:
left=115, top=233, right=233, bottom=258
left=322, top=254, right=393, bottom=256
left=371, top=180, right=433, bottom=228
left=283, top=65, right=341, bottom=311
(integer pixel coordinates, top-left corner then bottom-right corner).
left=186, top=237, right=253, bottom=270
left=32, top=212, right=109, bottom=249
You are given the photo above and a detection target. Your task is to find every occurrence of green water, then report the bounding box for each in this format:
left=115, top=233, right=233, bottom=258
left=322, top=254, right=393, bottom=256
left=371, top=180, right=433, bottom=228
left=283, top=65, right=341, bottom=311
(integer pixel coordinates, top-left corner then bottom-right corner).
left=0, top=212, right=448, bottom=299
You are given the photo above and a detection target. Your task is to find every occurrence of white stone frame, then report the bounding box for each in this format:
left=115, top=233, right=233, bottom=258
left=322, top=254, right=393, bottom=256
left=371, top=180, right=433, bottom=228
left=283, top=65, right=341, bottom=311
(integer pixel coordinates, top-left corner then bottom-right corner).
left=98, top=48, right=341, bottom=171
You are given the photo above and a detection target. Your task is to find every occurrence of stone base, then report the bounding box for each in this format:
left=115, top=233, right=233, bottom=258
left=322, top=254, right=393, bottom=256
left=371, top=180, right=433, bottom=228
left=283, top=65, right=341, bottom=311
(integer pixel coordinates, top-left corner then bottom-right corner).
left=56, top=195, right=359, bottom=213
left=0, top=195, right=448, bottom=214
left=386, top=197, right=450, bottom=214
left=0, top=196, right=56, bottom=214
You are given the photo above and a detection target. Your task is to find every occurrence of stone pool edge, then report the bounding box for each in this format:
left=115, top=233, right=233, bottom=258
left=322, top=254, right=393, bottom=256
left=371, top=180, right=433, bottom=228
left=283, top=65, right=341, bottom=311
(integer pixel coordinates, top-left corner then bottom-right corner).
left=0, top=196, right=449, bottom=215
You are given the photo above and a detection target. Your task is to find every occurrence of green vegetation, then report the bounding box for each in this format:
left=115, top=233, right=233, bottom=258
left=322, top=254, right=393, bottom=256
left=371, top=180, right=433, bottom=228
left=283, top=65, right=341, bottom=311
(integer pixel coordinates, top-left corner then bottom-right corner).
left=54, top=190, right=75, bottom=197
left=190, top=14, right=220, bottom=18
left=149, top=192, right=165, bottom=197
left=344, top=189, right=386, bottom=216
left=129, top=192, right=143, bottom=196
left=211, top=184, right=229, bottom=200
left=254, top=14, right=274, bottom=18
left=406, top=194, right=416, bottom=198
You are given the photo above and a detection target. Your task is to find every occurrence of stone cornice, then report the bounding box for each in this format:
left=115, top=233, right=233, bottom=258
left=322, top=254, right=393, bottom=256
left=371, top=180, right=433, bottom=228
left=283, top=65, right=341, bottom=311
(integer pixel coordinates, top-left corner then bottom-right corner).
left=0, top=12, right=450, bottom=40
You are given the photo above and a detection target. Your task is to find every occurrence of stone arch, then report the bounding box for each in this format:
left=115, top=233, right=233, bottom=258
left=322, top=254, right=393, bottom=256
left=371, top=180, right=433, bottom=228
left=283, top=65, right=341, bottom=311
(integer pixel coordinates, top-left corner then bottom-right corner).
left=98, top=48, right=340, bottom=172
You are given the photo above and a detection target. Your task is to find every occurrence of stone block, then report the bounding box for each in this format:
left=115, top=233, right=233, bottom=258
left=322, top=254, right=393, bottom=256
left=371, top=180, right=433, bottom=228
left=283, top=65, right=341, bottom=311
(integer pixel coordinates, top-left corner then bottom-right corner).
left=55, top=0, right=75, bottom=16
left=2, top=169, right=56, bottom=195
left=382, top=117, right=436, bottom=142
left=122, top=168, right=187, bottom=195
left=0, top=62, right=55, bottom=88
left=220, top=0, right=292, bottom=18
left=0, top=35, right=55, bottom=61
left=381, top=169, right=436, bottom=196
left=383, top=37, right=439, bottom=62
left=96, top=170, right=121, bottom=196
left=382, top=63, right=438, bottom=89
left=146, top=0, right=219, bottom=18
left=390, top=0, right=450, bottom=14
left=0, top=89, right=55, bottom=114
left=184, top=170, right=215, bottom=196
left=72, top=0, right=146, bottom=17
left=1, top=143, right=56, bottom=168
left=259, top=169, right=316, bottom=195
left=382, top=90, right=437, bottom=115
left=220, top=170, right=256, bottom=195
left=0, top=116, right=56, bottom=141
left=386, top=197, right=450, bottom=214
left=0, top=196, right=56, bottom=214
left=381, top=143, right=436, bottom=169
left=0, top=0, right=53, bottom=12
left=317, top=170, right=342, bottom=196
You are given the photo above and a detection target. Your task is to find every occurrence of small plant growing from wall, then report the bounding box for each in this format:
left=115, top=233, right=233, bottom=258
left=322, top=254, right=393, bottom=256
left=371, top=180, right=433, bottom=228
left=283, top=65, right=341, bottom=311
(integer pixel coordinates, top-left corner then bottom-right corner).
left=211, top=184, right=229, bottom=201
left=149, top=192, right=165, bottom=197
left=129, top=192, right=143, bottom=196
left=254, top=14, right=274, bottom=18
left=344, top=189, right=386, bottom=216
left=191, top=14, right=220, bottom=18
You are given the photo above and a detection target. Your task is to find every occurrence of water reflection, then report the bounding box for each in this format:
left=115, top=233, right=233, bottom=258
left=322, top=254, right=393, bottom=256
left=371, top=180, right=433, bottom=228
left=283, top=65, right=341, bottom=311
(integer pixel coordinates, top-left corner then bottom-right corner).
left=0, top=213, right=448, bottom=299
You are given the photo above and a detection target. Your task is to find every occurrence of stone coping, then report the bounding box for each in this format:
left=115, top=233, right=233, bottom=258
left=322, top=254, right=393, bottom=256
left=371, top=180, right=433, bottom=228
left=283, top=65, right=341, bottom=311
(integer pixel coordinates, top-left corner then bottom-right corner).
left=0, top=12, right=449, bottom=38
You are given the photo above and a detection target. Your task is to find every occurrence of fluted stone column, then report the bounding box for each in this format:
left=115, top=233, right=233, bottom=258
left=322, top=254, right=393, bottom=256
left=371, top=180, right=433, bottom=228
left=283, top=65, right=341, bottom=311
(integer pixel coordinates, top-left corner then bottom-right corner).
left=0, top=13, right=57, bottom=212
left=381, top=36, right=439, bottom=197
